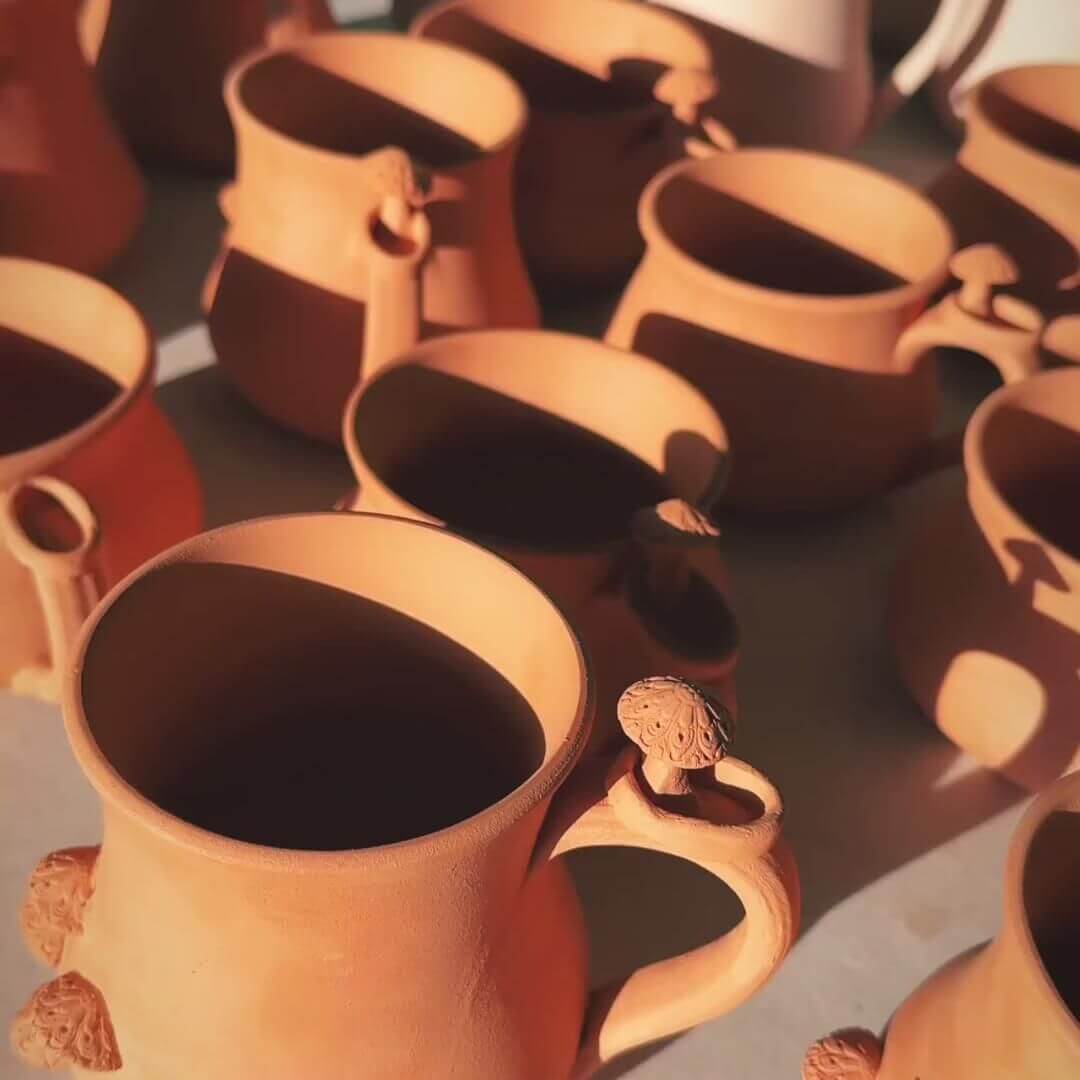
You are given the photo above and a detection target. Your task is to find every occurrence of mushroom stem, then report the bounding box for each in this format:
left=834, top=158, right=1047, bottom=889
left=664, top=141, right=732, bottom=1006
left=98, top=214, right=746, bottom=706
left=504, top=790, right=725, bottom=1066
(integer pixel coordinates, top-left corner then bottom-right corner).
left=958, top=277, right=992, bottom=318
left=641, top=757, right=692, bottom=797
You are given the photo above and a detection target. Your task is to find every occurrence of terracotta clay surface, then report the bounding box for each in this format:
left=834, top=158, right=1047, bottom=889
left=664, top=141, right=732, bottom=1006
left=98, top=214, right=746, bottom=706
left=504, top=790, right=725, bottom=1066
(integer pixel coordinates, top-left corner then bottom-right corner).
left=607, top=149, right=1047, bottom=513
left=10, top=512, right=798, bottom=1078
left=82, top=0, right=335, bottom=170
left=890, top=367, right=1080, bottom=791
left=0, top=0, right=143, bottom=273
left=803, top=768, right=1080, bottom=1078
left=204, top=31, right=538, bottom=443
left=412, top=0, right=730, bottom=292
left=342, top=329, right=738, bottom=750
left=0, top=258, right=202, bottom=702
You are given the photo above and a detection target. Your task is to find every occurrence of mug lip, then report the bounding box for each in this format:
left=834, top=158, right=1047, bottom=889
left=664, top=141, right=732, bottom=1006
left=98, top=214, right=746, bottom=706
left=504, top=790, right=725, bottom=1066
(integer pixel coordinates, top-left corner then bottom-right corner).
left=225, top=30, right=529, bottom=167
left=638, top=149, right=956, bottom=312
left=63, top=512, right=594, bottom=871
left=964, top=366, right=1080, bottom=579
left=342, top=328, right=730, bottom=557
left=0, top=258, right=154, bottom=482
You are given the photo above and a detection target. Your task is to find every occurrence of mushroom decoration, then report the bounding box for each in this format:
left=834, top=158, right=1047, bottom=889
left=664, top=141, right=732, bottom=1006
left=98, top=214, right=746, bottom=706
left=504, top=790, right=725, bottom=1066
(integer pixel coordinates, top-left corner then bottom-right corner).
left=1043, top=313, right=1080, bottom=364
left=653, top=68, right=735, bottom=155
left=949, top=243, right=1019, bottom=319
left=630, top=498, right=720, bottom=610
left=616, top=675, right=735, bottom=798
left=802, top=1029, right=883, bottom=1080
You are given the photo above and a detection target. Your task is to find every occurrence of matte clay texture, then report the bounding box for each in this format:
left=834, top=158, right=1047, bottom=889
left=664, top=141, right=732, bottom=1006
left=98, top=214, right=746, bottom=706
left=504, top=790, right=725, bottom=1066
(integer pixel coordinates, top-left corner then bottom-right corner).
left=804, top=770, right=1080, bottom=1078
left=890, top=367, right=1080, bottom=791
left=205, top=32, right=538, bottom=444
left=0, top=0, right=143, bottom=273
left=607, top=149, right=1046, bottom=513
left=343, top=330, right=738, bottom=751
left=0, top=259, right=203, bottom=702
left=11, top=513, right=798, bottom=1078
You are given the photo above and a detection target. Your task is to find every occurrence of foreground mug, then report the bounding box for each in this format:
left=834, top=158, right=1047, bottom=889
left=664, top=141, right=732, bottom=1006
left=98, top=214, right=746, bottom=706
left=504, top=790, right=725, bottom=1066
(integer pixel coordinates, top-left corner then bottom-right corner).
left=890, top=367, right=1080, bottom=791
left=0, top=259, right=202, bottom=701
left=413, top=0, right=731, bottom=292
left=204, top=32, right=539, bottom=443
left=10, top=513, right=799, bottom=1078
left=607, top=149, right=1046, bottom=513
left=343, top=329, right=738, bottom=750
left=803, top=768, right=1080, bottom=1079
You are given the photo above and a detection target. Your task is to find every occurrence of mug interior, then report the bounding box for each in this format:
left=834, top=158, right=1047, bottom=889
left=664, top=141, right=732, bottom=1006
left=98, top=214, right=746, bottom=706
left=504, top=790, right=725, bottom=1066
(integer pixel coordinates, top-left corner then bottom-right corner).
left=236, top=33, right=522, bottom=166
left=649, top=152, right=953, bottom=297
left=78, top=514, right=587, bottom=852
left=978, top=66, right=1080, bottom=166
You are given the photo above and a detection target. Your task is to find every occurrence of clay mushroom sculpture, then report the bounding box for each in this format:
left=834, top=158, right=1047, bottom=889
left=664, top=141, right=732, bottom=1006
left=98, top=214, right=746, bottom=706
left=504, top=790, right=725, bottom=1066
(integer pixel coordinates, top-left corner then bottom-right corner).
left=653, top=68, right=735, bottom=155
left=631, top=498, right=720, bottom=608
left=802, top=1029, right=883, bottom=1080
left=949, top=243, right=1019, bottom=318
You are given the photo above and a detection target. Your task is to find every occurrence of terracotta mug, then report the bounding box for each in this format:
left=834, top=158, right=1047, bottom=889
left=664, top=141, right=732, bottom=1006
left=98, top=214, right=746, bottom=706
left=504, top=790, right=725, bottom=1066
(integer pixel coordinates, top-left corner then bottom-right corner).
left=413, top=0, right=734, bottom=293
left=803, top=768, right=1080, bottom=1079
left=0, top=0, right=143, bottom=273
left=606, top=149, right=1047, bottom=513
left=10, top=512, right=799, bottom=1079
left=204, top=32, right=539, bottom=444
left=929, top=64, right=1080, bottom=317
left=890, top=367, right=1080, bottom=792
left=0, top=259, right=203, bottom=702
left=81, top=0, right=335, bottom=170
left=342, top=327, right=738, bottom=750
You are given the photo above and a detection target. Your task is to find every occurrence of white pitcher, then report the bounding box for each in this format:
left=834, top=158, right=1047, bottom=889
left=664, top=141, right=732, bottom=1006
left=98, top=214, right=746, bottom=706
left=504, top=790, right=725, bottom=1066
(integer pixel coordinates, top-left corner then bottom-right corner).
left=650, top=0, right=969, bottom=149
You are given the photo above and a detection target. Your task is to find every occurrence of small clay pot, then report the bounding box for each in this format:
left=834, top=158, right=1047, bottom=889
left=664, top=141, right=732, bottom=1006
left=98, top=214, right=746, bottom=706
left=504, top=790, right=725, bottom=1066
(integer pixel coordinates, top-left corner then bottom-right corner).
left=607, top=148, right=1050, bottom=513
left=204, top=32, right=539, bottom=444
left=10, top=512, right=799, bottom=1078
left=342, top=329, right=738, bottom=751
left=0, top=258, right=203, bottom=702
left=413, top=0, right=732, bottom=293
left=890, top=367, right=1080, bottom=791
left=0, top=0, right=143, bottom=273
left=82, top=0, right=335, bottom=170
left=803, top=768, right=1080, bottom=1079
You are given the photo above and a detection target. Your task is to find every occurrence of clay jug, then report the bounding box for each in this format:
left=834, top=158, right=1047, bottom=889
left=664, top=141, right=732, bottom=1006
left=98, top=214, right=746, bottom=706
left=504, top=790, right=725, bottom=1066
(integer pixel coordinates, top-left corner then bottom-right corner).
left=342, top=327, right=737, bottom=751
left=929, top=64, right=1080, bottom=318
left=0, top=0, right=143, bottom=273
left=204, top=32, right=539, bottom=444
left=890, top=367, right=1080, bottom=791
left=0, top=258, right=203, bottom=702
left=81, top=0, right=335, bottom=170
left=803, top=767, right=1080, bottom=1079
left=606, top=148, right=1049, bottom=513
left=646, top=0, right=969, bottom=149
left=10, top=512, right=799, bottom=1079
left=413, top=0, right=733, bottom=293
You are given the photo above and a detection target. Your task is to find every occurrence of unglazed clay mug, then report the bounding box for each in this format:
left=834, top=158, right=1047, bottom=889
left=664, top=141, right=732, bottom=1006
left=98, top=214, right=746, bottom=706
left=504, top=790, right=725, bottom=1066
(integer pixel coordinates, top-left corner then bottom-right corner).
left=0, top=258, right=202, bottom=702
left=204, top=32, right=539, bottom=444
left=10, top=512, right=799, bottom=1079
left=0, top=0, right=143, bottom=273
left=413, top=0, right=733, bottom=292
left=890, top=367, right=1080, bottom=791
left=803, top=768, right=1080, bottom=1080
left=607, top=149, right=1047, bottom=513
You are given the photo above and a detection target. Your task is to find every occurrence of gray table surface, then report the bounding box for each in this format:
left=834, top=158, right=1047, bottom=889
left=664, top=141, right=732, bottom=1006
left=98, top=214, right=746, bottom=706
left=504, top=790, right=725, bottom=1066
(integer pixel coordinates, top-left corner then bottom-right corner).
left=1, top=3, right=1033, bottom=1077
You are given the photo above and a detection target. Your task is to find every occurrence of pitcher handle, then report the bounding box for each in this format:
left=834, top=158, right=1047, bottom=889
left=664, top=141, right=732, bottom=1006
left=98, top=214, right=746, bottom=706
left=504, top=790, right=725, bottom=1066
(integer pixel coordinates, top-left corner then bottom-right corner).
left=535, top=678, right=799, bottom=1079
left=1, top=477, right=102, bottom=702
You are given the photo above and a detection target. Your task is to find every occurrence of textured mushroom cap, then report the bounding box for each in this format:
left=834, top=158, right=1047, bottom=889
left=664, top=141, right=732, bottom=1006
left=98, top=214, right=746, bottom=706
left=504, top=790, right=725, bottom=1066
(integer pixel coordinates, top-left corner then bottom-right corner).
left=631, top=499, right=720, bottom=547
left=617, top=676, right=734, bottom=769
left=653, top=67, right=720, bottom=110
left=949, top=243, right=1019, bottom=287
left=802, top=1030, right=883, bottom=1080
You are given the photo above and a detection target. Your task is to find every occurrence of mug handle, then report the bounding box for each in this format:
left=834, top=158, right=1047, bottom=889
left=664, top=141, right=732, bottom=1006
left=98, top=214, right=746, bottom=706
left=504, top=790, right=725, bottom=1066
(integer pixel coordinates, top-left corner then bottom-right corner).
left=534, top=679, right=799, bottom=1079
left=1, top=477, right=102, bottom=701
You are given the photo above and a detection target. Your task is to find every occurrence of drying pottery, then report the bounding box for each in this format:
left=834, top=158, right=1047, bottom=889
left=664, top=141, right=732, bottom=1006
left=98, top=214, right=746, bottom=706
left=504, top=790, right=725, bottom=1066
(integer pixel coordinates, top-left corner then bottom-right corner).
left=803, top=767, right=1080, bottom=1078
left=0, top=0, right=143, bottom=273
left=413, top=0, right=732, bottom=293
left=0, top=258, right=202, bottom=702
left=204, top=32, right=538, bottom=444
left=929, top=64, right=1080, bottom=318
left=81, top=0, right=335, bottom=170
left=606, top=149, right=1047, bottom=513
left=342, top=328, right=737, bottom=751
left=10, top=512, right=799, bottom=1079
left=646, top=0, right=969, bottom=149
left=890, top=367, right=1080, bottom=791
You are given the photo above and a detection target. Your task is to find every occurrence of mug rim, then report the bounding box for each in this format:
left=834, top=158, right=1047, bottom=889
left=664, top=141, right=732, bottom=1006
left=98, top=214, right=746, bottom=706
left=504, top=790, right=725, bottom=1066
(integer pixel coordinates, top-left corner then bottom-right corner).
left=638, top=149, right=956, bottom=312
left=63, top=512, right=594, bottom=871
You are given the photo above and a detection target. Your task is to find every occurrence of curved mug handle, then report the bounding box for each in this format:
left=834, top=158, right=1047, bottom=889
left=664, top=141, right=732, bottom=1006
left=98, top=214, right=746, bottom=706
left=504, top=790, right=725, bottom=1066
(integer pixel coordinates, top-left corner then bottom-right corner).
left=535, top=677, right=799, bottom=1079
left=1, top=477, right=102, bottom=702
